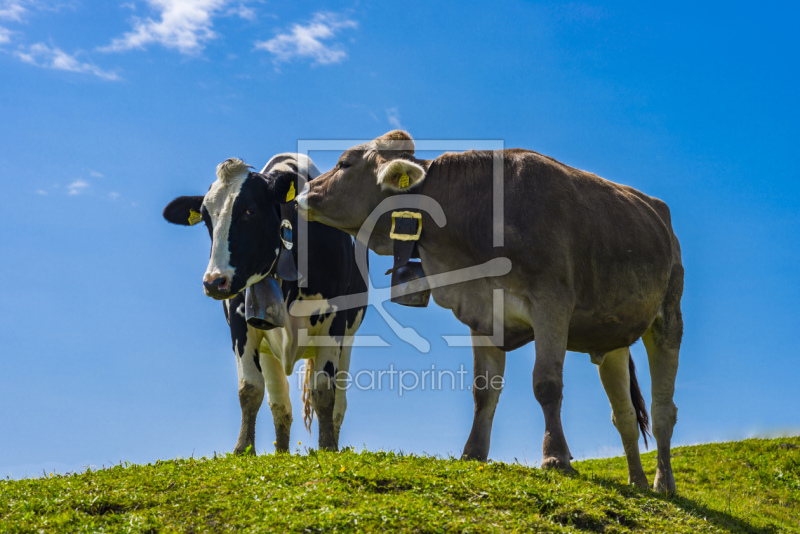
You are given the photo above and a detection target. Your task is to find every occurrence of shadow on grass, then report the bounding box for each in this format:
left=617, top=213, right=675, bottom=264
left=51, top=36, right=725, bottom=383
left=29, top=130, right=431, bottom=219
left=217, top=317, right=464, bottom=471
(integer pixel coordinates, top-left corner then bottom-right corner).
left=584, top=474, right=779, bottom=534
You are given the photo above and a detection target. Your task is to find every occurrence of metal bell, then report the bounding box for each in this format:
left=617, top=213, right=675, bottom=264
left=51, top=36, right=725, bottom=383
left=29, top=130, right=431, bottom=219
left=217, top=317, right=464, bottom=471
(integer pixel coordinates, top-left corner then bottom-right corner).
left=390, top=261, right=431, bottom=307
left=245, top=277, right=286, bottom=330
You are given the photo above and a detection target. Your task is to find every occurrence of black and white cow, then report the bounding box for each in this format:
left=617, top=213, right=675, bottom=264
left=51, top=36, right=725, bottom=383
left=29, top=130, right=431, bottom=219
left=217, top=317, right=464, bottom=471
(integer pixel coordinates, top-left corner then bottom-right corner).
left=163, top=154, right=367, bottom=453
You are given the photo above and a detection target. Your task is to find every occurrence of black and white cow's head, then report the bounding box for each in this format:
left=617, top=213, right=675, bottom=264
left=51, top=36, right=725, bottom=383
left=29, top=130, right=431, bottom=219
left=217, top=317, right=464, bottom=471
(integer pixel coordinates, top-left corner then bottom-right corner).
left=163, top=154, right=319, bottom=300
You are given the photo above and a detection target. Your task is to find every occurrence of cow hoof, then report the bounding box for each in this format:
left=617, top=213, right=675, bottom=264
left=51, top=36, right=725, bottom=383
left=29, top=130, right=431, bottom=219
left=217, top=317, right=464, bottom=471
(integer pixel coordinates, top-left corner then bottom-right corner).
left=234, top=444, right=256, bottom=456
left=630, top=474, right=649, bottom=490
left=318, top=437, right=338, bottom=452
left=653, top=470, right=676, bottom=494
left=461, top=449, right=489, bottom=462
left=541, top=456, right=575, bottom=474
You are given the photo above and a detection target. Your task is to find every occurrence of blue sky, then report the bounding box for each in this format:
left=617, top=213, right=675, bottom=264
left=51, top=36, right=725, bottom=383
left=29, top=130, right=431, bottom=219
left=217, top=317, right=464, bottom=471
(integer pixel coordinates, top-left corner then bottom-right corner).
left=1, top=0, right=798, bottom=479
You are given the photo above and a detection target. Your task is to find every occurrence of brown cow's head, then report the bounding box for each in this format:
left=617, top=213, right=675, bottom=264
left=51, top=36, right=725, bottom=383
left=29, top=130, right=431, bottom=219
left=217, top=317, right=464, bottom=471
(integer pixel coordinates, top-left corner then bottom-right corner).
left=296, top=130, right=427, bottom=242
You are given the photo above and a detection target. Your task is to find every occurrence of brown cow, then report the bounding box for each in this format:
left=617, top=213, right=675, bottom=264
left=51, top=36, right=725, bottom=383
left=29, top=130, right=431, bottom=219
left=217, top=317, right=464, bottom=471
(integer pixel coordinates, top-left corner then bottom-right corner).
left=296, top=130, right=683, bottom=492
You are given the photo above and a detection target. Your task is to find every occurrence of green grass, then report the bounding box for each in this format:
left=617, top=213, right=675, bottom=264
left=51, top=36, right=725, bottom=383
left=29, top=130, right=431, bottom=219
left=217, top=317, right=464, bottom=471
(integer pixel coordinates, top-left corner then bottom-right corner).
left=1, top=437, right=798, bottom=533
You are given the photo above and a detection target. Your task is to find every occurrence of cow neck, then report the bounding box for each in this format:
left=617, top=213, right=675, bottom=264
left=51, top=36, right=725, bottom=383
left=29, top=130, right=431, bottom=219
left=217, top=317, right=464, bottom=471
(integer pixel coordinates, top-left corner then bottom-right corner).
left=384, top=169, right=425, bottom=306
left=386, top=157, right=434, bottom=260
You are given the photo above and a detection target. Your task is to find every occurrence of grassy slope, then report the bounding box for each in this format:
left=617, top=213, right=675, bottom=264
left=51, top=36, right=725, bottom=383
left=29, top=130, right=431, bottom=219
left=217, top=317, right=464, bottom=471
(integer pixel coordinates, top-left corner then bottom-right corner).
left=1, top=437, right=798, bottom=533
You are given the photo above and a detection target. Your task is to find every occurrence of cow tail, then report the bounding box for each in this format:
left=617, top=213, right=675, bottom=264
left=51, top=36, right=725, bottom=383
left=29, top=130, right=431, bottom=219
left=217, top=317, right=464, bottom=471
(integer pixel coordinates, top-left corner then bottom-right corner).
left=302, top=360, right=314, bottom=432
left=629, top=353, right=651, bottom=449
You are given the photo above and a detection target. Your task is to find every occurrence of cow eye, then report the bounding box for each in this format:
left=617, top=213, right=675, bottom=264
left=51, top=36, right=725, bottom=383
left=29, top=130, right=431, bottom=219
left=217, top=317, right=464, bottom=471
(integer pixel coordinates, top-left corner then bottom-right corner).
left=340, top=161, right=351, bottom=170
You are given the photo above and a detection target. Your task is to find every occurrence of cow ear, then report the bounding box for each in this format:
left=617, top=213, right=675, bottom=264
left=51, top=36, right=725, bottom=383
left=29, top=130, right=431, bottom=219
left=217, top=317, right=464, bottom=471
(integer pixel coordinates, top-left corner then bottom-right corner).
left=262, top=171, right=299, bottom=204
left=377, top=159, right=426, bottom=191
left=163, top=196, right=204, bottom=226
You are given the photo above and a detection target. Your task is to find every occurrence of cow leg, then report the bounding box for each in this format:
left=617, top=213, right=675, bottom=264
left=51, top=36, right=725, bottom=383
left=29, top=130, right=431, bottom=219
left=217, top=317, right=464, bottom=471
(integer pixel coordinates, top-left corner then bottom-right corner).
left=531, top=297, right=573, bottom=472
left=233, top=334, right=265, bottom=455
left=309, top=346, right=341, bottom=451
left=642, top=265, right=683, bottom=493
left=597, top=348, right=648, bottom=489
left=261, top=352, right=292, bottom=453
left=462, top=332, right=506, bottom=461
left=332, top=342, right=353, bottom=447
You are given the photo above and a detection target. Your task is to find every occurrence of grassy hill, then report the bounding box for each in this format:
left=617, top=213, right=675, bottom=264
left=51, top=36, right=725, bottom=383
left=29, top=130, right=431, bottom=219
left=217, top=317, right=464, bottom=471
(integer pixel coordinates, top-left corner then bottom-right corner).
left=1, top=437, right=798, bottom=533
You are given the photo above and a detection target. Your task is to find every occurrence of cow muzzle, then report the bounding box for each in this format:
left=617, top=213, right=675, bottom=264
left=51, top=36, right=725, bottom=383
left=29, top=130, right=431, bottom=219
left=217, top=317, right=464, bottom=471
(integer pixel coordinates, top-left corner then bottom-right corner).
left=295, top=190, right=313, bottom=221
left=203, top=273, right=232, bottom=300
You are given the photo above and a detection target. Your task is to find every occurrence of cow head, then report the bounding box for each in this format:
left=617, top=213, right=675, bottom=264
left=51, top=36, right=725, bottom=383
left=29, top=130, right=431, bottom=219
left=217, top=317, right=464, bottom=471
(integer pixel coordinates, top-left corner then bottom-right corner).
left=163, top=156, right=312, bottom=300
left=296, top=130, right=428, bottom=240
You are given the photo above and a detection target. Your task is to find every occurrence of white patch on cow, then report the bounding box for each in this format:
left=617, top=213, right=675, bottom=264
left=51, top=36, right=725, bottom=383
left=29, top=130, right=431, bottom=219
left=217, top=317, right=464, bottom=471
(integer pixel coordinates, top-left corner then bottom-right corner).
left=333, top=339, right=355, bottom=431
left=263, top=353, right=292, bottom=408
left=257, top=291, right=341, bottom=376
left=236, top=330, right=264, bottom=384
left=203, top=160, right=250, bottom=284
left=236, top=302, right=246, bottom=318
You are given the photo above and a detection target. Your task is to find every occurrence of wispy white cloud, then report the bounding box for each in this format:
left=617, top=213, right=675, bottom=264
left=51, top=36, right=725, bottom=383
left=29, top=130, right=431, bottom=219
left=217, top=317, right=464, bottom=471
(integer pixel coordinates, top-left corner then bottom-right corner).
left=255, top=12, right=357, bottom=66
left=67, top=179, right=89, bottom=195
left=0, top=1, right=69, bottom=22
left=226, top=2, right=255, bottom=21
left=386, top=107, right=402, bottom=129
left=15, top=42, right=120, bottom=80
left=2, top=2, right=119, bottom=79
left=36, top=169, right=127, bottom=200
left=0, top=0, right=47, bottom=45
left=101, top=0, right=234, bottom=54
left=0, top=0, right=30, bottom=22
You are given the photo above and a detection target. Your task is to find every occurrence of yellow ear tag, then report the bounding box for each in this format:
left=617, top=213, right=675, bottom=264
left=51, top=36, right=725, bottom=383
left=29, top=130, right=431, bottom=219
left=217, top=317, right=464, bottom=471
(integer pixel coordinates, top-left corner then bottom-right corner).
left=285, top=182, right=296, bottom=202
left=188, top=209, right=202, bottom=226
left=398, top=173, right=410, bottom=189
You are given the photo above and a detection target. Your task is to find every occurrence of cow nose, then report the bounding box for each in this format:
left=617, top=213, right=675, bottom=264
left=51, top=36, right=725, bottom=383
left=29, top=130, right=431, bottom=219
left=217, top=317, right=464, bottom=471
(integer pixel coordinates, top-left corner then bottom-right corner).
left=296, top=190, right=313, bottom=220
left=203, top=275, right=230, bottom=295
left=295, top=190, right=307, bottom=208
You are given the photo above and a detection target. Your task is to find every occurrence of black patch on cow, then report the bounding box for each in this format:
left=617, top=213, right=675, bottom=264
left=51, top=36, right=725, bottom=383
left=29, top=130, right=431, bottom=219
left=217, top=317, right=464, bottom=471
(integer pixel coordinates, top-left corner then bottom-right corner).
left=225, top=175, right=284, bottom=296
left=309, top=308, right=333, bottom=326
left=345, top=257, right=368, bottom=331
left=253, top=351, right=262, bottom=373
left=201, top=206, right=213, bottom=239
left=323, top=361, right=335, bottom=378
left=227, top=294, right=248, bottom=357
